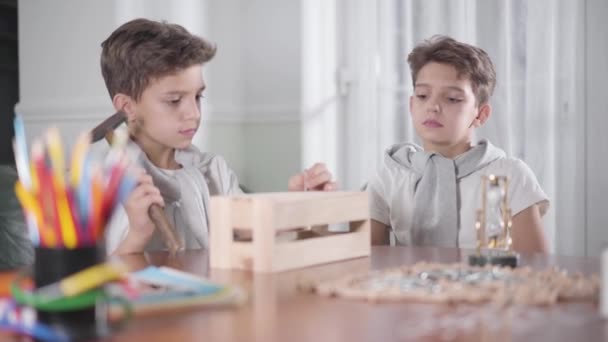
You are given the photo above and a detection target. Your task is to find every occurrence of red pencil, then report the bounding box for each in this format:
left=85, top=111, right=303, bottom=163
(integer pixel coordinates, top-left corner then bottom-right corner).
left=104, top=161, right=124, bottom=208
left=31, top=140, right=62, bottom=247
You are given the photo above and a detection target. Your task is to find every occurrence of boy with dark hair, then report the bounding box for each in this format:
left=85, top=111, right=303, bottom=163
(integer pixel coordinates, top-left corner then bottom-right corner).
left=368, top=36, right=549, bottom=253
left=101, top=19, right=335, bottom=254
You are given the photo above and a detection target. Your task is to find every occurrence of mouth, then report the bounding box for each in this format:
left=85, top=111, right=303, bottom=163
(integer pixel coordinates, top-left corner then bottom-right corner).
left=179, top=128, right=198, bottom=137
left=422, top=119, right=443, bottom=128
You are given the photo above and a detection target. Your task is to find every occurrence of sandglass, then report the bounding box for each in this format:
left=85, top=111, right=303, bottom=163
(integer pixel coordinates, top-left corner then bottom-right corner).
left=469, top=175, right=519, bottom=267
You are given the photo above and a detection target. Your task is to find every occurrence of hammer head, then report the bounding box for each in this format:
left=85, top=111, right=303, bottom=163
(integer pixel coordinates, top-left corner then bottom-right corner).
left=90, top=112, right=126, bottom=143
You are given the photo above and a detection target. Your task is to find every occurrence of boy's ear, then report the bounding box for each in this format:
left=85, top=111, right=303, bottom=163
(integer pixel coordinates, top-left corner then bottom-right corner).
left=112, top=93, right=136, bottom=122
left=472, top=103, right=491, bottom=127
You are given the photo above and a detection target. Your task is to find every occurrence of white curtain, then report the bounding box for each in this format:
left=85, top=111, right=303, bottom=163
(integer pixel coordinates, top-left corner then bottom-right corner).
left=338, top=0, right=586, bottom=255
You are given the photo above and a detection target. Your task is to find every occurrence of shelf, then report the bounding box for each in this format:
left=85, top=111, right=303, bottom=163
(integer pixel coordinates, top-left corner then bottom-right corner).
left=0, top=31, right=16, bottom=42
left=0, top=64, right=17, bottom=72
left=0, top=0, right=17, bottom=10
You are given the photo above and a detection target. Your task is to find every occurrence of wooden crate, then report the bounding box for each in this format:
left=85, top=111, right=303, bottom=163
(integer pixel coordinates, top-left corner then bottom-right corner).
left=209, top=191, right=371, bottom=273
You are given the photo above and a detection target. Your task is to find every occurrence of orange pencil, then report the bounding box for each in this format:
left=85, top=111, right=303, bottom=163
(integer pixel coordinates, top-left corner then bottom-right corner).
left=91, top=168, right=104, bottom=242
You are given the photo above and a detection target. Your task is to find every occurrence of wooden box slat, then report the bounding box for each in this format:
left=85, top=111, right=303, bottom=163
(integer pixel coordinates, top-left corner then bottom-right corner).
left=209, top=192, right=371, bottom=273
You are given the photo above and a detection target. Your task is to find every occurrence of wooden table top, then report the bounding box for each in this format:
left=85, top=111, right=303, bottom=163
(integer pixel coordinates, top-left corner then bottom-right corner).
left=2, top=247, right=606, bottom=341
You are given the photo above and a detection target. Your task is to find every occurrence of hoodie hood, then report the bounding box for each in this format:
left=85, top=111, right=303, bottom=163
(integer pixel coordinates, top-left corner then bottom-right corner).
left=383, top=139, right=505, bottom=180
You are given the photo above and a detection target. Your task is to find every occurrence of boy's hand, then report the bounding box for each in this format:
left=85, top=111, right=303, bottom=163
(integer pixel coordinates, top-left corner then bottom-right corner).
left=288, top=162, right=337, bottom=191
left=116, top=168, right=165, bottom=254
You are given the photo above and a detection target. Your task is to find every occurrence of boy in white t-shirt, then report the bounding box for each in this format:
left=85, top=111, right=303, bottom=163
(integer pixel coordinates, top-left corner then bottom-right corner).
left=101, top=19, right=336, bottom=254
left=368, top=36, right=549, bottom=253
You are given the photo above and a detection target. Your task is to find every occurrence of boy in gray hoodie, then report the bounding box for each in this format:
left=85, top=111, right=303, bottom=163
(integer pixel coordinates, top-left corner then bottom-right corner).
left=101, top=19, right=335, bottom=254
left=368, top=36, right=549, bottom=253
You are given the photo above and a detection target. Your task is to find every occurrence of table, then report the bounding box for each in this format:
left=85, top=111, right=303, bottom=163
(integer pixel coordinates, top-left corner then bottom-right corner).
left=2, top=247, right=606, bottom=341
left=110, top=247, right=605, bottom=341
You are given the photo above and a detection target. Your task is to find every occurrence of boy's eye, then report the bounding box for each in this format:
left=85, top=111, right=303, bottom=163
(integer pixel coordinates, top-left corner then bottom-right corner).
left=415, top=94, right=427, bottom=100
left=447, top=97, right=462, bottom=103
left=195, top=93, right=204, bottom=101
left=169, top=98, right=181, bottom=105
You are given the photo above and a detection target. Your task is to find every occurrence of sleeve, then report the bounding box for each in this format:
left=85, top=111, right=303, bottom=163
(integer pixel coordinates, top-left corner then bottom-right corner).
left=224, top=164, right=243, bottom=195
left=508, top=159, right=550, bottom=217
left=206, top=155, right=244, bottom=196
left=367, top=168, right=391, bottom=226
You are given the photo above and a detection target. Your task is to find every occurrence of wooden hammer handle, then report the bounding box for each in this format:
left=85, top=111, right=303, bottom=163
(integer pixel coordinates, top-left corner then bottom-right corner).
left=94, top=115, right=183, bottom=253
left=148, top=203, right=183, bottom=253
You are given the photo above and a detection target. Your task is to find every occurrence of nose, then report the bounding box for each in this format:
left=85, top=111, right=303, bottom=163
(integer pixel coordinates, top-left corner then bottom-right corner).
left=426, top=99, right=440, bottom=114
left=182, top=98, right=201, bottom=120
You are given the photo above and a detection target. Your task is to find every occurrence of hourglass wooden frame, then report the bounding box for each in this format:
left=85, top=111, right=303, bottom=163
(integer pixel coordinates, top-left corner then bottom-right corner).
left=470, top=175, right=519, bottom=267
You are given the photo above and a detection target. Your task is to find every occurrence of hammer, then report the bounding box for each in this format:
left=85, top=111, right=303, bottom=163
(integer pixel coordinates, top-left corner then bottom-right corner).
left=90, top=111, right=182, bottom=253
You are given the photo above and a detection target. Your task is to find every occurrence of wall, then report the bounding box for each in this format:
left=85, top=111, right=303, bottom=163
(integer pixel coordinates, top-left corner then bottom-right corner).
left=16, top=1, right=116, bottom=154
left=16, top=0, right=316, bottom=192
left=585, top=0, right=608, bottom=256
left=211, top=0, right=304, bottom=191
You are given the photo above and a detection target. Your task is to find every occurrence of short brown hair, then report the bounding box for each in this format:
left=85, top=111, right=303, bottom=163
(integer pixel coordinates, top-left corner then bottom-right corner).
left=407, top=35, right=496, bottom=105
left=101, top=18, right=216, bottom=101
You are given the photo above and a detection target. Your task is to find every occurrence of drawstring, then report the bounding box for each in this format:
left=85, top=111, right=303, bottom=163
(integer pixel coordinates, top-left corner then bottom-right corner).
left=171, top=200, right=181, bottom=233
left=170, top=199, right=204, bottom=248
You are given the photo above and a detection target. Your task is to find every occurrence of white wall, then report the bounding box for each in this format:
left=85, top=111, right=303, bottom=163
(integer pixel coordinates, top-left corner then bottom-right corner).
left=204, top=0, right=305, bottom=191
left=16, top=1, right=116, bottom=152
left=15, top=0, right=608, bottom=255
left=16, top=0, right=319, bottom=192
left=301, top=0, right=340, bottom=183
left=586, top=0, right=608, bottom=256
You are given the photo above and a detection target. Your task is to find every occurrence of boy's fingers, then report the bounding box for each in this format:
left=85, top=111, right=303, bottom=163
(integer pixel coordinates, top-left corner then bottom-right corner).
left=138, top=174, right=153, bottom=185
left=150, top=193, right=165, bottom=207
left=322, top=181, right=338, bottom=191
left=289, top=164, right=334, bottom=191
left=308, top=163, right=327, bottom=177
left=305, top=171, right=332, bottom=189
left=127, top=184, right=161, bottom=203
left=128, top=192, right=164, bottom=211
left=143, top=184, right=161, bottom=196
left=302, top=170, right=310, bottom=190
left=132, top=167, right=147, bottom=177
left=138, top=183, right=160, bottom=196
left=139, top=196, right=164, bottom=212
left=127, top=185, right=147, bottom=200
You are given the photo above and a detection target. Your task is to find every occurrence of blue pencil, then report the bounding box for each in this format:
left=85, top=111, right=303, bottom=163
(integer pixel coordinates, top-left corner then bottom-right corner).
left=13, top=115, right=32, bottom=189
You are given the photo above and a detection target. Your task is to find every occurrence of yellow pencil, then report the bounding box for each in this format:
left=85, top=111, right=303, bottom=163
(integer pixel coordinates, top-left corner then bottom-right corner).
left=46, top=128, right=77, bottom=248
left=14, top=181, right=56, bottom=247
left=30, top=162, right=39, bottom=193
left=46, top=128, right=67, bottom=185
left=70, top=132, right=90, bottom=188
left=36, top=260, right=128, bottom=300
left=54, top=178, right=77, bottom=248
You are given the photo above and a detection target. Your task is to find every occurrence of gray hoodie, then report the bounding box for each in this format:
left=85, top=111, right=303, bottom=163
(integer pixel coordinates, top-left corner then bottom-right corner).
left=105, top=144, right=242, bottom=253
left=367, top=139, right=549, bottom=248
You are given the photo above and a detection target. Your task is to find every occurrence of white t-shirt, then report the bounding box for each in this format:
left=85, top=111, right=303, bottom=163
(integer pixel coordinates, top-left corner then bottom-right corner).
left=368, top=152, right=549, bottom=249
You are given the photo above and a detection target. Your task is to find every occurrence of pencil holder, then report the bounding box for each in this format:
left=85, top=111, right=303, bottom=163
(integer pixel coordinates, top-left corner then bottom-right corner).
left=33, top=246, right=106, bottom=340
left=10, top=122, right=135, bottom=338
